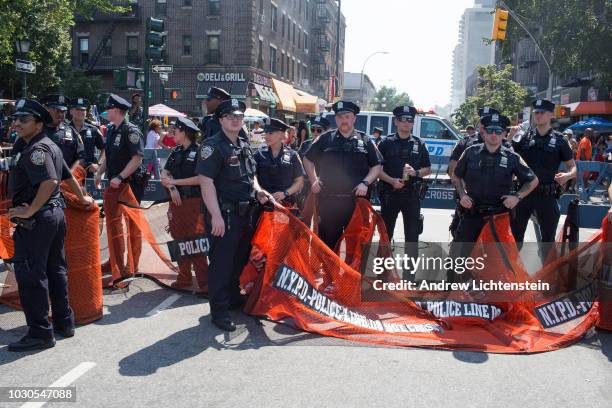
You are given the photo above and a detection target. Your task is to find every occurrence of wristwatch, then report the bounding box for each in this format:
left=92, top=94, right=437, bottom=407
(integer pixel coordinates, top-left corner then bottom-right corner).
left=116, top=174, right=124, bottom=182
left=170, top=186, right=177, bottom=192
left=360, top=180, right=370, bottom=187
left=514, top=192, right=523, bottom=201
left=283, top=190, right=290, bottom=198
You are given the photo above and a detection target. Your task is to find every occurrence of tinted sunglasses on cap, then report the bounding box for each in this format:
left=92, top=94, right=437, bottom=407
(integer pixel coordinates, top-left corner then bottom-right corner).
left=310, top=126, right=324, bottom=133
left=397, top=117, right=414, bottom=123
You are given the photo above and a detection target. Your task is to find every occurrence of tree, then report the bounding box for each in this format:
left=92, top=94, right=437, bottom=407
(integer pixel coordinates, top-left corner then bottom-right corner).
left=370, top=86, right=414, bottom=111
left=0, top=0, right=123, bottom=99
left=452, top=64, right=528, bottom=129
left=58, top=66, right=105, bottom=106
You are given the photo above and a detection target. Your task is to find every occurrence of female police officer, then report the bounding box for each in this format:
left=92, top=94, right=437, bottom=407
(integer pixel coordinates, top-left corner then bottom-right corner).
left=255, top=118, right=305, bottom=212
left=7, top=99, right=93, bottom=352
left=160, top=117, right=208, bottom=292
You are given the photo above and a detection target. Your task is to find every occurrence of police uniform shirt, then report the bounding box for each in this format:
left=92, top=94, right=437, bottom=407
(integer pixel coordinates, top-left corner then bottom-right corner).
left=104, top=121, right=144, bottom=179
left=72, top=121, right=104, bottom=165
left=44, top=122, right=85, bottom=167
left=305, top=129, right=382, bottom=195
left=9, top=133, right=71, bottom=206
left=163, top=143, right=201, bottom=197
left=450, top=133, right=481, bottom=162
left=512, top=128, right=573, bottom=184
left=255, top=146, right=305, bottom=193
left=195, top=131, right=256, bottom=203
left=454, top=144, right=535, bottom=206
left=377, top=134, right=431, bottom=187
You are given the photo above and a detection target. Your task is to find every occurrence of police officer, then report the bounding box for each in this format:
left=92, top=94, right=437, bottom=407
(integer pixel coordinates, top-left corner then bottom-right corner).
left=69, top=97, right=105, bottom=177
left=161, top=117, right=208, bottom=291
left=7, top=99, right=93, bottom=352
left=303, top=101, right=383, bottom=249
left=378, top=106, right=431, bottom=257
left=298, top=115, right=330, bottom=158
left=199, top=87, right=231, bottom=140
left=511, top=99, right=576, bottom=245
left=255, top=118, right=305, bottom=210
left=94, top=94, right=144, bottom=278
left=196, top=99, right=271, bottom=331
left=40, top=94, right=85, bottom=170
left=370, top=127, right=384, bottom=144
left=452, top=114, right=538, bottom=247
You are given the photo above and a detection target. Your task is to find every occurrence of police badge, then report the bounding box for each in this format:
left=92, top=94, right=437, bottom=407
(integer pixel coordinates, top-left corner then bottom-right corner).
left=201, top=146, right=214, bottom=160
left=30, top=149, right=46, bottom=166
left=129, top=133, right=140, bottom=144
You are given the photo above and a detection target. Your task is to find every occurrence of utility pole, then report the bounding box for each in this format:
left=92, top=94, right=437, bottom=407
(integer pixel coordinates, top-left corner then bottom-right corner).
left=334, top=0, right=341, bottom=97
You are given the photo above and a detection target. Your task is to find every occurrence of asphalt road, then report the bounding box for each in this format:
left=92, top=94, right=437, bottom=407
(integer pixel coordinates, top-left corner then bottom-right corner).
left=1, top=208, right=610, bottom=408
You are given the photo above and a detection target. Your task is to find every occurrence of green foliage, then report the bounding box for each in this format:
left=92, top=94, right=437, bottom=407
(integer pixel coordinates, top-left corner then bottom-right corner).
left=58, top=65, right=104, bottom=106
left=452, top=64, right=528, bottom=128
left=370, top=86, right=414, bottom=111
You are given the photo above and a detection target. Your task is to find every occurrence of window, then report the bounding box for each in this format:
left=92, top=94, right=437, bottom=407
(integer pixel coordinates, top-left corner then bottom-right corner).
left=182, top=35, right=192, bottom=56
left=207, top=35, right=220, bottom=64
left=208, top=0, right=220, bottom=16
left=298, top=30, right=301, bottom=49
left=297, top=64, right=300, bottom=81
left=271, top=4, right=277, bottom=31
left=354, top=115, right=368, bottom=133
left=269, top=46, right=277, bottom=74
left=369, top=116, right=390, bottom=135
left=126, top=35, right=138, bottom=64
left=281, top=15, right=285, bottom=37
left=260, top=0, right=264, bottom=12
left=101, top=37, right=112, bottom=56
left=155, top=0, right=167, bottom=16
left=304, top=33, right=308, bottom=50
left=280, top=52, right=285, bottom=77
left=183, top=0, right=192, bottom=6
left=257, top=39, right=264, bottom=68
left=292, top=22, right=296, bottom=45
left=420, top=118, right=453, bottom=140
left=291, top=58, right=295, bottom=81
left=78, top=37, right=89, bottom=65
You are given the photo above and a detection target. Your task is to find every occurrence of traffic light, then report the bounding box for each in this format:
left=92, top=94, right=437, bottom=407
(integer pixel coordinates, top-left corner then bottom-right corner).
left=113, top=67, right=144, bottom=90
left=146, top=17, right=165, bottom=60
left=169, top=89, right=181, bottom=100
left=113, top=68, right=127, bottom=89
left=492, top=8, right=509, bottom=41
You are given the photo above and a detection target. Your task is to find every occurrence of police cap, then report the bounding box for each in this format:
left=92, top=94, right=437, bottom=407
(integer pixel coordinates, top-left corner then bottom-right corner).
left=175, top=116, right=200, bottom=133
left=372, top=127, right=383, bottom=134
left=481, top=113, right=510, bottom=130
left=392, top=105, right=417, bottom=121
left=311, top=115, right=330, bottom=129
left=12, top=99, right=53, bottom=125
left=204, top=86, right=231, bottom=101
left=215, top=98, right=246, bottom=118
left=70, top=97, right=89, bottom=110
left=263, top=118, right=290, bottom=133
left=477, top=107, right=500, bottom=118
left=105, top=94, right=132, bottom=111
left=332, top=100, right=360, bottom=115
left=532, top=99, right=555, bottom=113
left=41, top=94, right=69, bottom=111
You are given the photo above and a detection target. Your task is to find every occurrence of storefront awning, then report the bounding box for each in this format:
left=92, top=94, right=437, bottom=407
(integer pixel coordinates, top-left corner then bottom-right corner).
left=564, top=101, right=612, bottom=116
left=271, top=79, right=296, bottom=112
left=195, top=81, right=248, bottom=100
left=294, top=89, right=318, bottom=113
left=253, top=83, right=279, bottom=105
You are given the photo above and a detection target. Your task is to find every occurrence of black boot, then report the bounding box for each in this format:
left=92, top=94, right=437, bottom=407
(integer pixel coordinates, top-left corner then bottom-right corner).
left=212, top=316, right=236, bottom=332
left=8, top=335, right=56, bottom=352
left=54, top=326, right=75, bottom=338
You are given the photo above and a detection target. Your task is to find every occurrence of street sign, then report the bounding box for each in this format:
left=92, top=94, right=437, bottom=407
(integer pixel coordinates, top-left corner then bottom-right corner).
left=15, top=59, right=36, bottom=74
left=159, top=73, right=169, bottom=81
left=152, top=65, right=173, bottom=74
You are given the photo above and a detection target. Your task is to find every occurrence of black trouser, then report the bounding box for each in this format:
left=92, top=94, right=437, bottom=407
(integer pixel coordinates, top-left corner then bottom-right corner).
left=381, top=192, right=421, bottom=271
left=318, top=194, right=356, bottom=250
left=511, top=193, right=560, bottom=244
left=12, top=207, right=74, bottom=340
left=205, top=210, right=252, bottom=319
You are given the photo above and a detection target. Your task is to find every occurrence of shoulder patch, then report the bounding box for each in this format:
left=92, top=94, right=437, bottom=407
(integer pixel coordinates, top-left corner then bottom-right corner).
left=129, top=132, right=140, bottom=144
left=200, top=145, right=214, bottom=160
left=30, top=149, right=46, bottom=166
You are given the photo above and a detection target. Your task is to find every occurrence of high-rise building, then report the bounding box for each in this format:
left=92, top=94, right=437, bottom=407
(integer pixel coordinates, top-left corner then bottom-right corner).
left=450, top=0, right=495, bottom=113
left=342, top=72, right=376, bottom=108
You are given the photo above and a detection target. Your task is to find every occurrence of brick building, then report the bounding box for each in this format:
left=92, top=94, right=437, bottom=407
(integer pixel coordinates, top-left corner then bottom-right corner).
left=72, top=0, right=345, bottom=117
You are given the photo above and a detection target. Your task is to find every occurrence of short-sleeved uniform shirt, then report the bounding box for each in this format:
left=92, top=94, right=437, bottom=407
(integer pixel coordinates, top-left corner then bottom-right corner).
left=254, top=145, right=305, bottom=193
left=377, top=134, right=431, bottom=189
left=195, top=131, right=256, bottom=203
left=163, top=142, right=201, bottom=197
left=104, top=120, right=144, bottom=179
left=512, top=128, right=573, bottom=184
left=454, top=144, right=535, bottom=206
left=451, top=132, right=512, bottom=162
left=72, top=121, right=104, bottom=166
left=44, top=122, right=85, bottom=167
left=305, top=129, right=383, bottom=195
left=8, top=133, right=71, bottom=206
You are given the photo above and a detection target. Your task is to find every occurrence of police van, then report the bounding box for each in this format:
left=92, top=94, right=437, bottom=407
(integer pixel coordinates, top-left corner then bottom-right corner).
left=322, top=110, right=462, bottom=171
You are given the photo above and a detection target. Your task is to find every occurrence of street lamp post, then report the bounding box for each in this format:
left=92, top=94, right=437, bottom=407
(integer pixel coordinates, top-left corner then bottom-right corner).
left=360, top=51, right=389, bottom=108
left=15, top=38, right=31, bottom=98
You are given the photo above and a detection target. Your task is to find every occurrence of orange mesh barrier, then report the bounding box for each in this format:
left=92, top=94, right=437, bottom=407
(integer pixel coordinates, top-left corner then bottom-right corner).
left=597, top=217, right=612, bottom=330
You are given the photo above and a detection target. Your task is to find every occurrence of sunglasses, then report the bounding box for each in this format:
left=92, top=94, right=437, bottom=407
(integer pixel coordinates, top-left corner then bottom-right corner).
left=222, top=113, right=244, bottom=121
left=485, top=127, right=505, bottom=135
left=310, top=127, right=324, bottom=133
left=13, top=115, right=36, bottom=124
left=397, top=117, right=414, bottom=123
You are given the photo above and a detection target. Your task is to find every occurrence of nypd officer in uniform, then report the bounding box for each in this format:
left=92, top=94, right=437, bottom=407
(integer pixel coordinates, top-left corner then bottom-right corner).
left=255, top=118, right=305, bottom=210
left=7, top=99, right=93, bottom=352
left=303, top=101, right=382, bottom=249
left=40, top=94, right=85, bottom=170
left=94, top=94, right=144, bottom=277
left=298, top=115, right=330, bottom=158
left=453, top=114, right=538, bottom=247
left=511, top=99, right=576, bottom=245
left=377, top=106, right=431, bottom=258
left=161, top=116, right=208, bottom=291
left=199, top=87, right=231, bottom=140
left=69, top=97, right=105, bottom=177
left=196, top=99, right=271, bottom=331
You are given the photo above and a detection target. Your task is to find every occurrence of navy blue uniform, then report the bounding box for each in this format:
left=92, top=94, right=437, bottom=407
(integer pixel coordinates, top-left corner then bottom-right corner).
left=255, top=145, right=304, bottom=204
left=305, top=129, right=382, bottom=248
left=377, top=134, right=431, bottom=245
left=44, top=122, right=85, bottom=168
left=196, top=131, right=257, bottom=320
left=105, top=120, right=145, bottom=201
left=163, top=143, right=201, bottom=198
left=511, top=128, right=573, bottom=243
left=8, top=133, right=73, bottom=340
left=72, top=121, right=104, bottom=173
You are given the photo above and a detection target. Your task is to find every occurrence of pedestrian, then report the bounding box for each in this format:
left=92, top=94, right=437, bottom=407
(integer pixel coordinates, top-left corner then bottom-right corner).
left=160, top=122, right=177, bottom=149
left=7, top=99, right=93, bottom=352
left=69, top=97, right=105, bottom=177
left=94, top=94, right=144, bottom=278
left=299, top=115, right=330, bottom=158
left=196, top=99, right=271, bottom=331
left=40, top=94, right=85, bottom=170
left=296, top=121, right=310, bottom=148
left=255, top=118, right=305, bottom=212
left=511, top=99, right=576, bottom=246
left=465, top=125, right=476, bottom=137
left=377, top=106, right=431, bottom=265
left=198, top=87, right=231, bottom=140
left=128, top=93, right=145, bottom=130
left=250, top=121, right=265, bottom=144
left=160, top=116, right=208, bottom=291
left=303, top=100, right=383, bottom=249
left=370, top=127, right=384, bottom=143
left=285, top=124, right=298, bottom=149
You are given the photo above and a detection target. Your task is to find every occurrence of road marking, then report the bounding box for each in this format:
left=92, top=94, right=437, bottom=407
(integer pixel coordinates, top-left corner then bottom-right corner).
left=145, top=294, right=181, bottom=317
left=20, top=362, right=96, bottom=408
